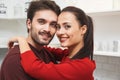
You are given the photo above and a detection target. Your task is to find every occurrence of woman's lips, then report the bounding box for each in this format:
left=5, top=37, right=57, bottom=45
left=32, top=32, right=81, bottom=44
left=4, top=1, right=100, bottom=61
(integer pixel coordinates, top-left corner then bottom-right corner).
left=59, top=37, right=68, bottom=42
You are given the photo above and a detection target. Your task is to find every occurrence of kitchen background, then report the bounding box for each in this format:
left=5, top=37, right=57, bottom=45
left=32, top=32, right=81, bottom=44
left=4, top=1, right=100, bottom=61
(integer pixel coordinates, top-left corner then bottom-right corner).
left=0, top=0, right=120, bottom=80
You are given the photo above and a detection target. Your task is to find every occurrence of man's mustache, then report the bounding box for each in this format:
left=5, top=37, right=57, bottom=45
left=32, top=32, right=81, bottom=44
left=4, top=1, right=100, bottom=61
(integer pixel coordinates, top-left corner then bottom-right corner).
left=38, top=31, right=52, bottom=37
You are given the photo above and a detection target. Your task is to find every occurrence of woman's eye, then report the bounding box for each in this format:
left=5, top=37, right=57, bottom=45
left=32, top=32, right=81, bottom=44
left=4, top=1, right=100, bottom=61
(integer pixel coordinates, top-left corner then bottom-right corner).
left=64, top=25, right=71, bottom=29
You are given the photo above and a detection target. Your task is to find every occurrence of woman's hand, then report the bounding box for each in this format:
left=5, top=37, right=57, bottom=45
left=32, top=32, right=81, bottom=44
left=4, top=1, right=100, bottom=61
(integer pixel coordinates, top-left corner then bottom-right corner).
left=8, top=37, right=18, bottom=49
left=8, top=36, right=30, bottom=53
left=8, top=36, right=26, bottom=49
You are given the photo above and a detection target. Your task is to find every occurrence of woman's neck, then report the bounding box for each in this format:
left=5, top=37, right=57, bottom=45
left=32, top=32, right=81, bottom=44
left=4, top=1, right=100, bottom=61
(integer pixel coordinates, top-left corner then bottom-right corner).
left=68, top=42, right=84, bottom=58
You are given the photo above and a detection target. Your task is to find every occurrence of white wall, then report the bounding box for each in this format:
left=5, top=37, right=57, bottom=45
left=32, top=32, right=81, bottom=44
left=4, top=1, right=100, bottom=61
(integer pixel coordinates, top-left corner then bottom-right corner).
left=0, top=19, right=27, bottom=47
left=54, top=0, right=113, bottom=13
left=92, top=15, right=120, bottom=41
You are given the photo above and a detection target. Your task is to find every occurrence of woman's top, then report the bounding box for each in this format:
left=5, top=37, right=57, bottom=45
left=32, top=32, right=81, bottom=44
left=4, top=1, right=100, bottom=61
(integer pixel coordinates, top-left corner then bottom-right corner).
left=20, top=48, right=96, bottom=80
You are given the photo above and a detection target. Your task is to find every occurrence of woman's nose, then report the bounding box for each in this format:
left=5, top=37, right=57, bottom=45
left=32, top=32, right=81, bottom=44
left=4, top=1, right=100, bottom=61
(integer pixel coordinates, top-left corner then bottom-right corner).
left=56, top=28, right=65, bottom=35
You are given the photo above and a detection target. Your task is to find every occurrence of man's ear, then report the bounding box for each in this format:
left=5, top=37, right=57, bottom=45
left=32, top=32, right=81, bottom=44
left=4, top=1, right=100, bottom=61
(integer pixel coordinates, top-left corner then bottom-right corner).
left=81, top=25, right=87, bottom=35
left=26, top=19, right=32, bottom=30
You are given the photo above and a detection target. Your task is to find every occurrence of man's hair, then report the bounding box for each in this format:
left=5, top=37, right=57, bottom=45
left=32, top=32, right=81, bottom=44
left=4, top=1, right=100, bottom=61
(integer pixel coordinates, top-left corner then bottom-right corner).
left=27, top=0, right=61, bottom=21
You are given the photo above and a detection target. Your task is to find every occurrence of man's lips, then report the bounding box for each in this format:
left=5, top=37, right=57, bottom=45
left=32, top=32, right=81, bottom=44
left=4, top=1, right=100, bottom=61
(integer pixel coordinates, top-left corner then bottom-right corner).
left=38, top=31, right=52, bottom=38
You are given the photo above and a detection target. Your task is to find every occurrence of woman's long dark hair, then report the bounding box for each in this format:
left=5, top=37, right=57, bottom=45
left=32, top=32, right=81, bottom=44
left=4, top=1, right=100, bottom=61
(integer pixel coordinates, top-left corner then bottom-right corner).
left=61, top=6, right=94, bottom=60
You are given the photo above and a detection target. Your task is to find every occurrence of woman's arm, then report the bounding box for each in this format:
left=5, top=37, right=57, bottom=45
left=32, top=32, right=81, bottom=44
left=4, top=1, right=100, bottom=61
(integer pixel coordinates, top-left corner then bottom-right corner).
left=21, top=50, right=95, bottom=80
left=8, top=37, right=95, bottom=79
left=8, top=37, right=68, bottom=60
left=8, top=37, right=31, bottom=53
left=45, top=46, right=68, bottom=60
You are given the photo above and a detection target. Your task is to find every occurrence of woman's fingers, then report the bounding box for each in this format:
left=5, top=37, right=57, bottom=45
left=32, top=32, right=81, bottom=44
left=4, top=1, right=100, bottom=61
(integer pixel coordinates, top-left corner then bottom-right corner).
left=8, top=37, right=18, bottom=49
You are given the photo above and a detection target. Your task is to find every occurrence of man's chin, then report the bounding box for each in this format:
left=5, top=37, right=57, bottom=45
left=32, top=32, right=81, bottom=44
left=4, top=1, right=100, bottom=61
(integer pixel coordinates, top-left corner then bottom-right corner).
left=41, top=41, right=50, bottom=45
left=34, top=40, right=49, bottom=46
left=40, top=38, right=52, bottom=45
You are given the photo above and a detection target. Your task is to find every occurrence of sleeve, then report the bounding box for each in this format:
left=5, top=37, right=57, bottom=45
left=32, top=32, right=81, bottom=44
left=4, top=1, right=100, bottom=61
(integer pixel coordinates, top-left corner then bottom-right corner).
left=45, top=46, right=68, bottom=60
left=0, top=52, right=34, bottom=80
left=20, top=50, right=95, bottom=80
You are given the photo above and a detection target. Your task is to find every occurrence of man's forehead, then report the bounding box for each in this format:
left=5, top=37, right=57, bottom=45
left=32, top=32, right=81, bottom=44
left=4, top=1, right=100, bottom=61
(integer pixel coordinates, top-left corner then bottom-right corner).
left=34, top=10, right=58, bottom=22
left=37, top=18, right=57, bottom=23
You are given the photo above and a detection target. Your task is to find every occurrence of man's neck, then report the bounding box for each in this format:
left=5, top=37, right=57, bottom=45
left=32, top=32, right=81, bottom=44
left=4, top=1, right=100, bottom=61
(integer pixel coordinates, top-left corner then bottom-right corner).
left=26, top=37, right=43, bottom=50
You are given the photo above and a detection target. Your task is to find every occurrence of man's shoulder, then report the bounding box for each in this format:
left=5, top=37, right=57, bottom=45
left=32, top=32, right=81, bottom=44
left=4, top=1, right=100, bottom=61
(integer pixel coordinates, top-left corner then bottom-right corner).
left=2, top=45, right=20, bottom=58
left=0, top=45, right=35, bottom=80
left=1, top=45, right=21, bottom=67
left=8, top=45, right=20, bottom=54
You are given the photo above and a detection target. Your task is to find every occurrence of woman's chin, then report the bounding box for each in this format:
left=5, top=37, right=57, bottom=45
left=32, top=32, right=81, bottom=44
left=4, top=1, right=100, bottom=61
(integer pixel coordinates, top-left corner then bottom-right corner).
left=60, top=43, right=67, bottom=47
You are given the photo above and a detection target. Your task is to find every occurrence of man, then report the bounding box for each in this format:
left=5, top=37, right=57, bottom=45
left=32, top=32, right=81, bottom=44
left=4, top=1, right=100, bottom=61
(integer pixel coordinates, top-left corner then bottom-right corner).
left=0, top=0, right=60, bottom=80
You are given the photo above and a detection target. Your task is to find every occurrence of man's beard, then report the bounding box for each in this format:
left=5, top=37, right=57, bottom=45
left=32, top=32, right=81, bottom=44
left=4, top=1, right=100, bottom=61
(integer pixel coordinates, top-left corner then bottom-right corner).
left=31, top=30, right=54, bottom=46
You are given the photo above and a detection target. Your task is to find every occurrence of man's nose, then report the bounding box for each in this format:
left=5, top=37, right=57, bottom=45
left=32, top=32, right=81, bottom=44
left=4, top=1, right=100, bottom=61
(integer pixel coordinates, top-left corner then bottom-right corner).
left=44, top=24, right=50, bottom=32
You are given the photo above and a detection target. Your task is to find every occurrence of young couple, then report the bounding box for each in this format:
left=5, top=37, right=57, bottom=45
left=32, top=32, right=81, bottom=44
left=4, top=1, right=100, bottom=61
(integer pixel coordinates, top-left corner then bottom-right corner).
left=0, top=0, right=95, bottom=80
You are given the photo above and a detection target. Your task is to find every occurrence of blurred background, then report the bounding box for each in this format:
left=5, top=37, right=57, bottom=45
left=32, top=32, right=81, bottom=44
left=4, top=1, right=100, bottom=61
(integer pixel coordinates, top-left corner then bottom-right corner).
left=0, top=0, right=120, bottom=80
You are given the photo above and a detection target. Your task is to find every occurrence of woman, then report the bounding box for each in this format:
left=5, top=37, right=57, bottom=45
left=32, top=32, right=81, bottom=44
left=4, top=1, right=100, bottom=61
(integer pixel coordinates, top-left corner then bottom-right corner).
left=9, top=6, right=95, bottom=80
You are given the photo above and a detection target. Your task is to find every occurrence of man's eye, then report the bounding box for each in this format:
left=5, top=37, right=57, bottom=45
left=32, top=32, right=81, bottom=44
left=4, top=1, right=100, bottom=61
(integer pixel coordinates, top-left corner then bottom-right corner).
left=50, top=23, right=57, bottom=29
left=38, top=20, right=45, bottom=24
left=56, top=24, right=60, bottom=30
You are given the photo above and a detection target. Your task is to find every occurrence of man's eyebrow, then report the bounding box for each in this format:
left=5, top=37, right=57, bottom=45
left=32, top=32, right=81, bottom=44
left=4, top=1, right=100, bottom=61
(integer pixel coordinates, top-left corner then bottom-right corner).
left=37, top=18, right=45, bottom=21
left=37, top=18, right=57, bottom=23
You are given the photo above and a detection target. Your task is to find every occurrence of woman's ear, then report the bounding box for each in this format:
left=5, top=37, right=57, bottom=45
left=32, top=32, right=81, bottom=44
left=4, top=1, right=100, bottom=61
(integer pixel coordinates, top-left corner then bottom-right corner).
left=81, top=25, right=87, bottom=35
left=26, top=19, right=32, bottom=30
